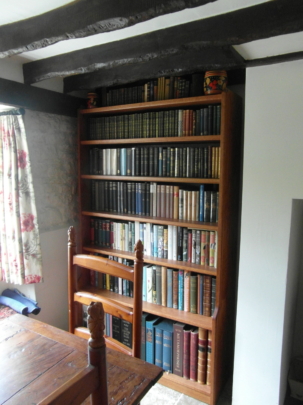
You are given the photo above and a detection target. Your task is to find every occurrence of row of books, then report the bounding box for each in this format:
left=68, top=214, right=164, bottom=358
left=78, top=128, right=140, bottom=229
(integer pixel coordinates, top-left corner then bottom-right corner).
left=142, top=314, right=212, bottom=384
left=91, top=182, right=218, bottom=223
left=105, top=76, right=192, bottom=106
left=88, top=255, right=216, bottom=316
left=87, top=105, right=221, bottom=140
left=89, top=145, right=220, bottom=179
left=82, top=305, right=132, bottom=348
left=89, top=257, right=134, bottom=298
left=90, top=218, right=218, bottom=266
left=143, top=266, right=216, bottom=316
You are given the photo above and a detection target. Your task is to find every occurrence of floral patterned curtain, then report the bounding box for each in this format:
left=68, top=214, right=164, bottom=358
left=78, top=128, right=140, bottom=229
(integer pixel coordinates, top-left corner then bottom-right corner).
left=0, top=109, right=43, bottom=284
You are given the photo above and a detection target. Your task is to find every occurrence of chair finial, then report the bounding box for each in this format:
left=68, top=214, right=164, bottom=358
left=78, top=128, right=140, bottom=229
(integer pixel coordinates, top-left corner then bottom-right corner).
left=68, top=226, right=76, bottom=247
left=87, top=302, right=105, bottom=349
left=134, top=240, right=144, bottom=261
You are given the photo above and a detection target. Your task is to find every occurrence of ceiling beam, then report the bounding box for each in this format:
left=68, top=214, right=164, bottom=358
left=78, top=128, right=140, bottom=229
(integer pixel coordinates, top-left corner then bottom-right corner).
left=0, top=78, right=84, bottom=117
left=23, top=0, right=303, bottom=89
left=0, top=0, right=216, bottom=58
left=64, top=46, right=245, bottom=93
left=246, top=50, right=303, bottom=68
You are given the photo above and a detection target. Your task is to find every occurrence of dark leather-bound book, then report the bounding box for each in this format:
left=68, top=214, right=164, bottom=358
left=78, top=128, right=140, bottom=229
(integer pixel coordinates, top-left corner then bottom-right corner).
left=173, top=322, right=186, bottom=376
left=183, top=325, right=194, bottom=380
left=121, top=319, right=132, bottom=348
left=198, top=327, right=208, bottom=384
left=203, top=275, right=212, bottom=317
left=190, top=327, right=199, bottom=381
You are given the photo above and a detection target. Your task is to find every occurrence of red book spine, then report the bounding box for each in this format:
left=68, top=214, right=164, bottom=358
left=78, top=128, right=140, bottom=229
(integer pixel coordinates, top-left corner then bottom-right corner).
left=190, top=328, right=199, bottom=381
left=206, top=330, right=212, bottom=385
left=183, top=326, right=192, bottom=379
left=198, top=328, right=208, bottom=384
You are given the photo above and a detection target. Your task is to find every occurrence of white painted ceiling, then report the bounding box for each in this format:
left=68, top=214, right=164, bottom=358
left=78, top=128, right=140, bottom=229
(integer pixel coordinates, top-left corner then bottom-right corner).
left=1, top=0, right=302, bottom=90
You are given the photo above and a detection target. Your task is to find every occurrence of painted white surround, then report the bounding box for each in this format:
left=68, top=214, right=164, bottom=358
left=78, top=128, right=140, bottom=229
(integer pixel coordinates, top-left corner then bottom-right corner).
left=233, top=60, right=303, bottom=405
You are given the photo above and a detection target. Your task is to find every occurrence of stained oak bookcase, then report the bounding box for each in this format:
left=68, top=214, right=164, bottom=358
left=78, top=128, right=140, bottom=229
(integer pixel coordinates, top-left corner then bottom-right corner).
left=76, top=90, right=242, bottom=405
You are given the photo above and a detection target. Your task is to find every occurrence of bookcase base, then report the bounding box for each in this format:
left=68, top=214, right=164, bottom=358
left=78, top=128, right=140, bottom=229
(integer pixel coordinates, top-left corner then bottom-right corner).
left=159, top=372, right=212, bottom=405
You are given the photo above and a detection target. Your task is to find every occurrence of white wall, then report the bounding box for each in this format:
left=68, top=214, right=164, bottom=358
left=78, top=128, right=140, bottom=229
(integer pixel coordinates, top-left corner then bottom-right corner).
left=233, top=60, right=303, bottom=405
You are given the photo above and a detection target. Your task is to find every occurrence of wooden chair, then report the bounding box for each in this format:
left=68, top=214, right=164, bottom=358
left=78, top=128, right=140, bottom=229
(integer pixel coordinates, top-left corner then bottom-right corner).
left=68, top=226, right=144, bottom=358
left=38, top=301, right=108, bottom=405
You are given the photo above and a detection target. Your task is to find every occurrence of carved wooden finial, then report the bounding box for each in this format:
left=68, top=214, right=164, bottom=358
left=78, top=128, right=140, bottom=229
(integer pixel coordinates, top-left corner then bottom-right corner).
left=68, top=226, right=76, bottom=247
left=87, top=302, right=105, bottom=349
left=134, top=239, right=144, bottom=261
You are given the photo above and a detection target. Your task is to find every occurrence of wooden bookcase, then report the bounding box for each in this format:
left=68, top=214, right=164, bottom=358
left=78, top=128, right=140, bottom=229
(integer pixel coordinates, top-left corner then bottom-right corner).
left=76, top=90, right=242, bottom=405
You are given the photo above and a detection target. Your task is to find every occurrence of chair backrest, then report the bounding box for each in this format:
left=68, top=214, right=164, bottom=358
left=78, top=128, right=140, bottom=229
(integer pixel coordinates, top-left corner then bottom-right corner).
left=68, top=226, right=144, bottom=358
left=38, top=301, right=108, bottom=405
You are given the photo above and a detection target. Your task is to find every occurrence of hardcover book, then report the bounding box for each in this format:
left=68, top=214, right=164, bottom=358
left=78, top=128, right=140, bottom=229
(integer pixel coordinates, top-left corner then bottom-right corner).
left=183, top=325, right=194, bottom=379
left=145, top=315, right=160, bottom=365
left=190, top=327, right=199, bottom=382
left=173, top=322, right=186, bottom=377
left=198, top=327, right=208, bottom=384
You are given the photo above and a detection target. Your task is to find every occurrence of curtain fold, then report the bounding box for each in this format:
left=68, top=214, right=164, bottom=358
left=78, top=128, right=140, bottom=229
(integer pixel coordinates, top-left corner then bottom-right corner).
left=0, top=110, right=43, bottom=284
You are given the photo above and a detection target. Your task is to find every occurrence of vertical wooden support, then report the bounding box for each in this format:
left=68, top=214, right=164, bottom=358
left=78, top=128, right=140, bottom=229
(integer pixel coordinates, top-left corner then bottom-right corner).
left=87, top=302, right=108, bottom=405
left=68, top=226, right=77, bottom=333
left=133, top=240, right=144, bottom=358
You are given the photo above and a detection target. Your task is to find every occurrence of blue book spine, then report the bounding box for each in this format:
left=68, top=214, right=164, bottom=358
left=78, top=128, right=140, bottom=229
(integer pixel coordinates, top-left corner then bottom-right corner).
left=141, top=313, right=149, bottom=361
left=121, top=148, right=126, bottom=176
left=146, top=316, right=159, bottom=364
left=142, top=266, right=147, bottom=302
left=167, top=268, right=173, bottom=308
left=178, top=270, right=184, bottom=311
left=153, top=225, right=158, bottom=257
left=199, top=184, right=205, bottom=221
left=155, top=327, right=163, bottom=368
left=163, top=330, right=173, bottom=372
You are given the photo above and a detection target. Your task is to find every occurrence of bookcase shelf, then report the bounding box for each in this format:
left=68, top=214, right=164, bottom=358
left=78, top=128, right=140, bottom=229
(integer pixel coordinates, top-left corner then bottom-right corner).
left=76, top=90, right=242, bottom=405
left=83, top=245, right=217, bottom=276
left=82, top=211, right=218, bottom=230
left=82, top=175, right=220, bottom=185
left=74, top=287, right=213, bottom=330
left=81, top=135, right=221, bottom=145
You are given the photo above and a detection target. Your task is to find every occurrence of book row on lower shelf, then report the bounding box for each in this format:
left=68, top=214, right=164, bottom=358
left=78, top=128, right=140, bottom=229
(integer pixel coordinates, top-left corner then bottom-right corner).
left=87, top=104, right=221, bottom=140
left=89, top=144, right=220, bottom=179
left=83, top=304, right=212, bottom=385
left=91, top=181, right=218, bottom=222
left=90, top=219, right=218, bottom=266
left=89, top=255, right=216, bottom=316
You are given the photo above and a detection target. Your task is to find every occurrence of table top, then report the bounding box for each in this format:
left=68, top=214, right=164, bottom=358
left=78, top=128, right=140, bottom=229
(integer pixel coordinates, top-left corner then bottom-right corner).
left=0, top=314, right=162, bottom=405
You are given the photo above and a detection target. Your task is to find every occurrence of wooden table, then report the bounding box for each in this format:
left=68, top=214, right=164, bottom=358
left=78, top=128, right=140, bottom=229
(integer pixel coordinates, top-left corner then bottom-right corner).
left=0, top=314, right=162, bottom=405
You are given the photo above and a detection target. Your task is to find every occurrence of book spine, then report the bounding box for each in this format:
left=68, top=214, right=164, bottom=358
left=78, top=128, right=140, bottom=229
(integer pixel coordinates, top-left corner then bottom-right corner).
left=178, top=270, right=184, bottom=311
left=206, top=331, right=212, bottom=385
left=155, top=327, right=163, bottom=368
left=161, top=266, right=167, bottom=306
left=173, top=323, right=184, bottom=377
left=190, top=328, right=199, bottom=382
left=183, top=326, right=192, bottom=379
left=198, top=328, right=208, bottom=384
left=163, top=330, right=173, bottom=372
left=172, top=269, right=179, bottom=309
left=167, top=268, right=173, bottom=308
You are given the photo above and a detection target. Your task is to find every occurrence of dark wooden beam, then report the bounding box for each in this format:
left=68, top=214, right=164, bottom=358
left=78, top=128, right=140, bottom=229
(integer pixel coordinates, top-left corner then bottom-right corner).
left=0, top=78, right=84, bottom=117
left=0, top=0, right=216, bottom=58
left=64, top=46, right=245, bottom=93
left=246, top=50, right=303, bottom=68
left=23, top=0, right=303, bottom=89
